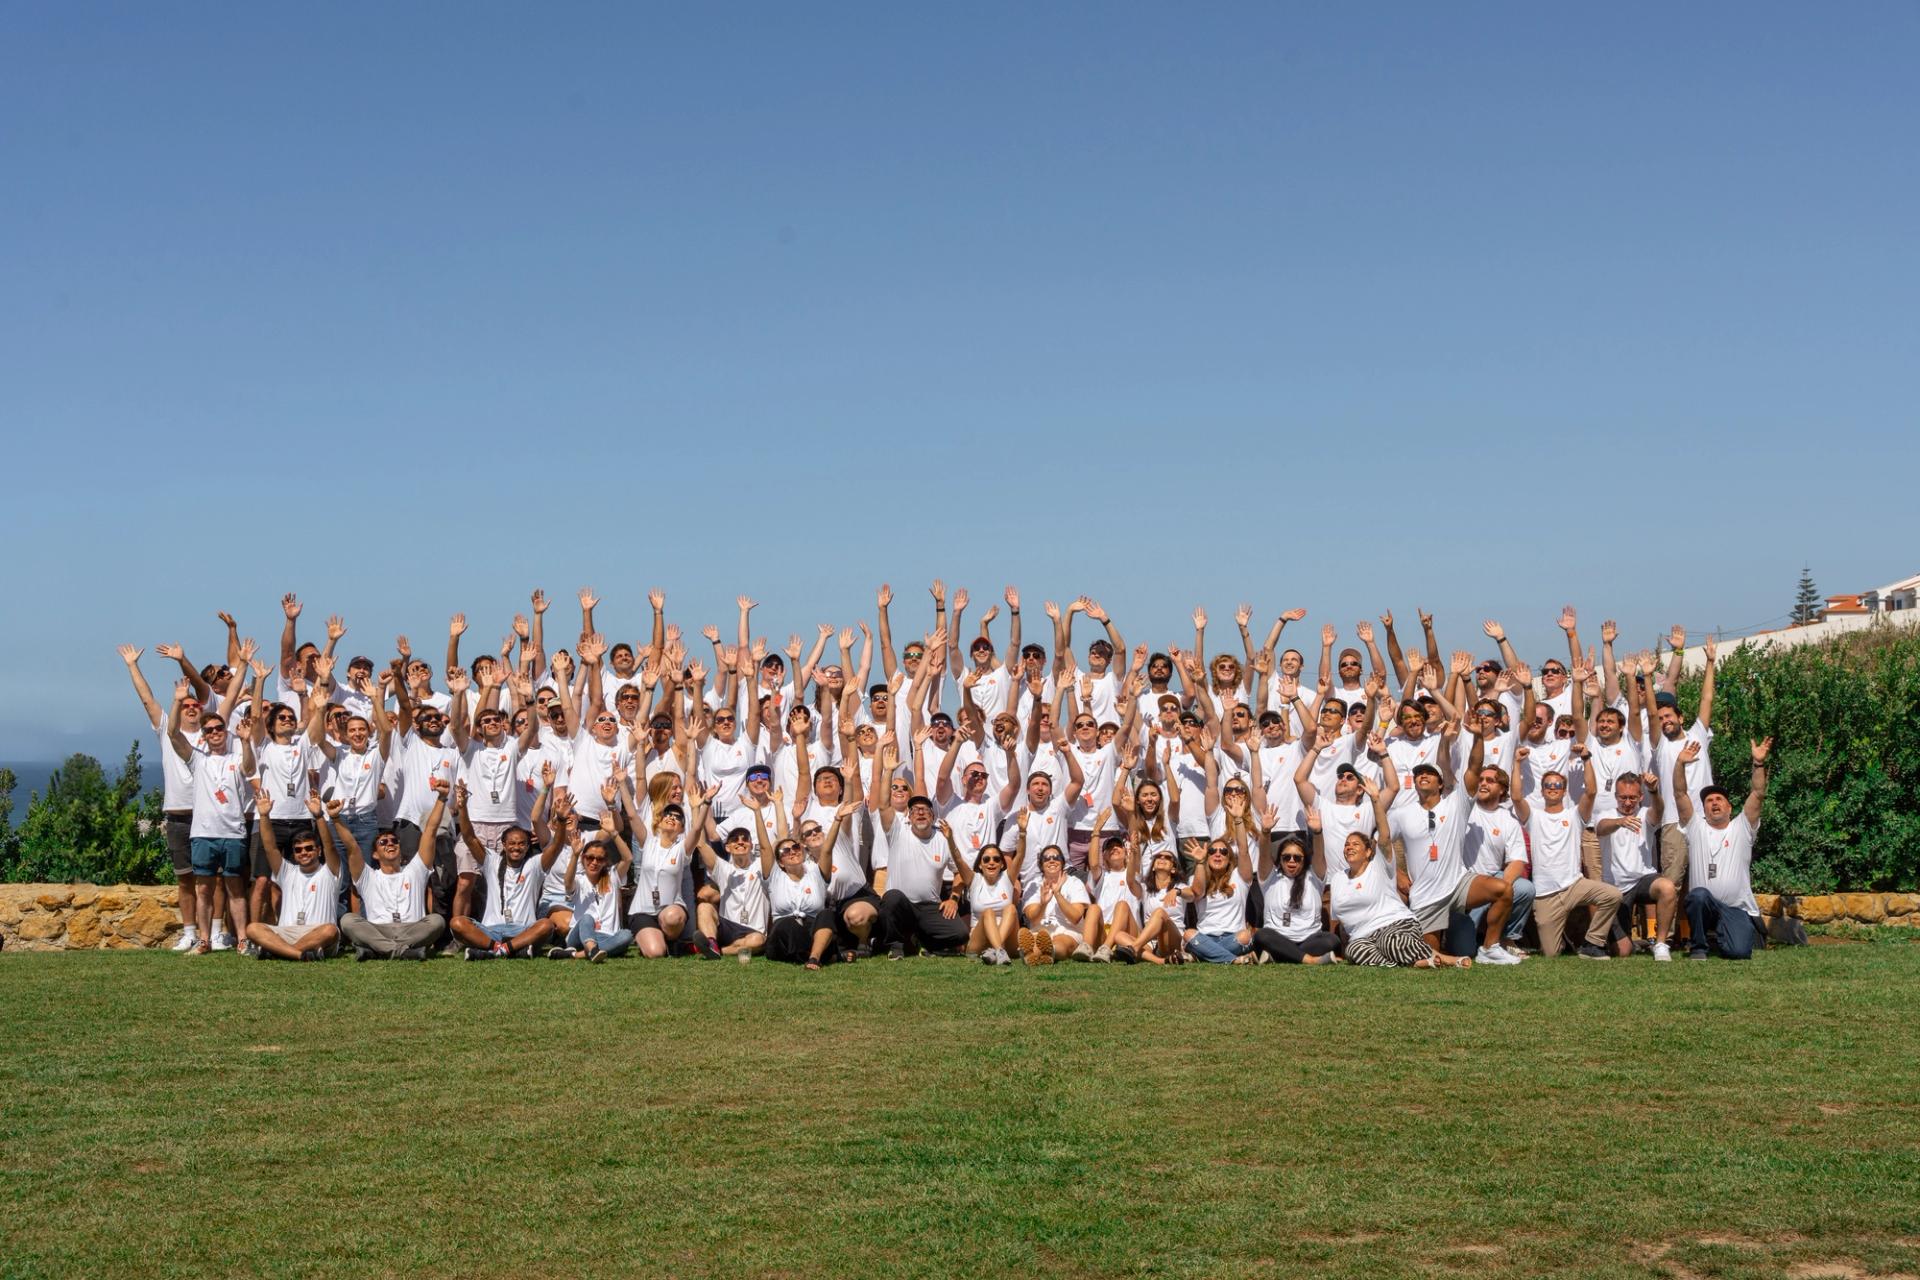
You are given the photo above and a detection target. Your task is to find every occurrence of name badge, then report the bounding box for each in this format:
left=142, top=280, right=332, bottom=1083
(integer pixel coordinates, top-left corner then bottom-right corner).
left=490, top=790, right=500, bottom=804
left=1428, top=844, right=1439, bottom=862
left=286, top=783, right=296, bottom=798
left=295, top=911, right=306, bottom=925
left=390, top=911, right=401, bottom=923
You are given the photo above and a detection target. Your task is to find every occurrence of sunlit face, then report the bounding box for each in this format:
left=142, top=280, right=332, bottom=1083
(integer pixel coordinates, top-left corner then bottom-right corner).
left=1658, top=706, right=1683, bottom=737
left=1540, top=662, right=1568, bottom=692
left=710, top=709, right=737, bottom=742
left=289, top=836, right=321, bottom=869
left=992, top=716, right=1018, bottom=746
left=961, top=765, right=988, bottom=797
left=1413, top=770, right=1441, bottom=801
left=970, top=643, right=995, bottom=668
left=658, top=811, right=684, bottom=840
left=1103, top=841, right=1127, bottom=871
left=1594, top=709, right=1624, bottom=743
left=589, top=710, right=619, bottom=743
left=889, top=778, right=910, bottom=810
left=1071, top=714, right=1096, bottom=747
left=1027, top=774, right=1053, bottom=806
left=1343, top=832, right=1371, bottom=869
left=502, top=828, right=532, bottom=861
left=774, top=839, right=805, bottom=870
left=1336, top=652, right=1362, bottom=682
left=726, top=832, right=754, bottom=865
left=1279, top=649, right=1304, bottom=676
left=1539, top=774, right=1567, bottom=805
left=270, top=706, right=299, bottom=741
left=346, top=717, right=371, bottom=751
left=1527, top=705, right=1553, bottom=743
left=1148, top=658, right=1172, bottom=684
left=372, top=831, right=403, bottom=870
left=1614, top=778, right=1643, bottom=816
left=416, top=708, right=448, bottom=739
left=1136, top=782, right=1162, bottom=815
left=1704, top=792, right=1733, bottom=823
left=1398, top=706, right=1427, bottom=736
left=975, top=846, right=1005, bottom=879
left=1475, top=770, right=1506, bottom=803
left=930, top=719, right=955, bottom=746
left=477, top=710, right=507, bottom=741
left=814, top=770, right=843, bottom=804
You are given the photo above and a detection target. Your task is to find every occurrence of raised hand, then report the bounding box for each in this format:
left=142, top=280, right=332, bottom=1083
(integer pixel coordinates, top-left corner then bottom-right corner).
left=1280, top=608, right=1306, bottom=623
left=1483, top=620, right=1505, bottom=642
left=172, top=678, right=191, bottom=703
left=447, top=668, right=470, bottom=696
left=1669, top=625, right=1686, bottom=650
left=877, top=583, right=892, bottom=608
left=1404, top=650, right=1426, bottom=678
left=1252, top=649, right=1274, bottom=676
left=1558, top=604, right=1577, bottom=633
left=686, top=659, right=708, bottom=685
left=1353, top=621, right=1374, bottom=644
left=282, top=593, right=302, bottom=620
left=1277, top=675, right=1299, bottom=702
left=118, top=644, right=144, bottom=666
left=449, top=612, right=467, bottom=638
left=577, top=587, right=599, bottom=611
left=1234, top=602, right=1253, bottom=628
left=513, top=613, right=531, bottom=640
left=1043, top=600, right=1061, bottom=621
left=325, top=615, right=346, bottom=642
left=577, top=633, right=607, bottom=664
left=395, top=635, right=411, bottom=658
left=838, top=627, right=855, bottom=648
left=237, top=636, right=259, bottom=664
left=155, top=642, right=184, bottom=659
left=551, top=650, right=573, bottom=679
left=1703, top=636, right=1718, bottom=662
left=1085, top=599, right=1110, bottom=623
left=930, top=579, right=946, bottom=606
left=314, top=655, right=336, bottom=683
left=1601, top=619, right=1618, bottom=644
left=216, top=610, right=237, bottom=629
left=952, top=587, right=969, bottom=612
left=648, top=587, right=665, bottom=610
left=531, top=589, right=549, bottom=614
left=1320, top=623, right=1337, bottom=646
left=1379, top=609, right=1394, bottom=628
left=701, top=624, right=721, bottom=644
left=1751, top=736, right=1773, bottom=764
left=1508, top=663, right=1532, bottom=689
left=1418, top=608, right=1434, bottom=629
left=1450, top=650, right=1473, bottom=677
left=1678, top=740, right=1702, bottom=765
left=1192, top=606, right=1208, bottom=630
left=249, top=658, right=271, bottom=681
left=816, top=622, right=834, bottom=640
left=785, top=635, right=803, bottom=661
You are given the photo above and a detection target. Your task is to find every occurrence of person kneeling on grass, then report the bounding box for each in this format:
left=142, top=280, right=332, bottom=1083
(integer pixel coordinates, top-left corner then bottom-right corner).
left=1018, top=842, right=1095, bottom=965
left=1673, top=737, right=1771, bottom=961
left=245, top=792, right=343, bottom=961
left=1513, top=748, right=1622, bottom=959
left=339, top=778, right=448, bottom=961
left=449, top=781, right=562, bottom=960
left=1319, top=783, right=1470, bottom=969
left=550, top=827, right=634, bottom=962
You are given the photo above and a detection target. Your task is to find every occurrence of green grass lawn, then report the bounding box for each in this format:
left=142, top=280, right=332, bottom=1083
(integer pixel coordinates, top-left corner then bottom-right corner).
left=4, top=946, right=1919, bottom=1280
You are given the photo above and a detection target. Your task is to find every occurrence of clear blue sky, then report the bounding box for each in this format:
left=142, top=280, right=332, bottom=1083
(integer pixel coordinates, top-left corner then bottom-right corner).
left=3, top=1, right=1916, bottom=762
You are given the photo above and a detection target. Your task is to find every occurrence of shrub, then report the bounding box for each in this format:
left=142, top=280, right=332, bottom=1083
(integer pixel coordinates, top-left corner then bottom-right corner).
left=1675, top=622, right=1920, bottom=894
left=0, top=744, right=171, bottom=884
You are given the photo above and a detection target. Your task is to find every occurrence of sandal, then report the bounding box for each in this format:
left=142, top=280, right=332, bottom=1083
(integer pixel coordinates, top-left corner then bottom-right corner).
left=805, top=957, right=822, bottom=971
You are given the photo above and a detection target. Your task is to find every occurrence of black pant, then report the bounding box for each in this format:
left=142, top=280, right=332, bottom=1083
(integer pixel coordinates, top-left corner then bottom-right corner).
left=1252, top=927, right=1341, bottom=963
left=879, top=890, right=970, bottom=953
left=767, top=914, right=835, bottom=964
left=1245, top=878, right=1266, bottom=929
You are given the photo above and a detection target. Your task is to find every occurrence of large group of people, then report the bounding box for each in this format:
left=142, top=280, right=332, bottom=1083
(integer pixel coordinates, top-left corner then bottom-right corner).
left=116, top=585, right=1774, bottom=970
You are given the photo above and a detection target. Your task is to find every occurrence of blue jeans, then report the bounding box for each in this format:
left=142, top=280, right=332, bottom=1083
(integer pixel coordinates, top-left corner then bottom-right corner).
left=1685, top=888, right=1760, bottom=959
left=1467, top=875, right=1535, bottom=945
left=1187, top=931, right=1250, bottom=963
left=339, top=815, right=377, bottom=913
left=567, top=917, right=634, bottom=958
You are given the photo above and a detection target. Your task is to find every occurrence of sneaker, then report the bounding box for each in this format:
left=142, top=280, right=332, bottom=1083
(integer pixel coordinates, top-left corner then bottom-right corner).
left=853, top=940, right=873, bottom=959
left=695, top=932, right=721, bottom=960
left=171, top=931, right=199, bottom=953
left=1652, top=942, right=1672, bottom=963
left=546, top=947, right=577, bottom=960
left=354, top=947, right=375, bottom=962
left=1487, top=944, right=1525, bottom=964
left=1688, top=948, right=1711, bottom=961
left=1071, top=941, right=1093, bottom=962
left=398, top=946, right=428, bottom=961
left=249, top=943, right=270, bottom=960
left=1476, top=945, right=1521, bottom=966
left=210, top=932, right=234, bottom=952
left=1093, top=943, right=1114, bottom=963
left=463, top=946, right=490, bottom=961
left=887, top=942, right=906, bottom=961
left=492, top=942, right=511, bottom=957
left=1577, top=943, right=1611, bottom=960
left=589, top=945, right=607, bottom=964
left=981, top=948, right=998, bottom=965
left=1112, top=945, right=1138, bottom=964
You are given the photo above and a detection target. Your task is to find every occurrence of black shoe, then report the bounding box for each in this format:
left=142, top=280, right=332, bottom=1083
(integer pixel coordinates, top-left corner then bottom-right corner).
left=1113, top=945, right=1138, bottom=964
left=398, top=946, right=428, bottom=961
left=1688, top=948, right=1711, bottom=961
left=853, top=940, right=873, bottom=959
left=887, top=942, right=906, bottom=960
left=695, top=932, right=721, bottom=959
left=354, top=947, right=375, bottom=962
left=1577, top=944, right=1610, bottom=960
left=463, top=946, right=491, bottom=961
left=547, top=947, right=577, bottom=960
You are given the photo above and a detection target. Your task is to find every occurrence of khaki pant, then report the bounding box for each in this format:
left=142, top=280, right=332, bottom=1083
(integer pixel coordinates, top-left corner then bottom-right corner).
left=1532, top=879, right=1623, bottom=957
left=1580, top=829, right=1603, bottom=881
left=341, top=911, right=446, bottom=957
left=1658, top=824, right=1688, bottom=888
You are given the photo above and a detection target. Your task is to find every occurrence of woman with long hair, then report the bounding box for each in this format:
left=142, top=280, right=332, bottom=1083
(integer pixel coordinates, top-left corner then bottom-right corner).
left=1135, top=848, right=1187, bottom=964
left=959, top=837, right=1023, bottom=966
left=1184, top=799, right=1258, bottom=963
left=1322, top=775, right=1471, bottom=969
left=749, top=797, right=849, bottom=969
left=1249, top=832, right=1340, bottom=965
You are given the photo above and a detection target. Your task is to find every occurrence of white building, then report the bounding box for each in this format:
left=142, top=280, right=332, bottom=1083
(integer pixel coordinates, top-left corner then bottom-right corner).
left=1677, top=569, right=1920, bottom=672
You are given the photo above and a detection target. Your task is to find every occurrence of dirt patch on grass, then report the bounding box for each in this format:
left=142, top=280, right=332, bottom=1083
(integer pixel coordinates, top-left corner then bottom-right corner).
left=1696, top=1232, right=1808, bottom=1246
left=1817, top=1102, right=1857, bottom=1116
left=1301, top=1231, right=1382, bottom=1245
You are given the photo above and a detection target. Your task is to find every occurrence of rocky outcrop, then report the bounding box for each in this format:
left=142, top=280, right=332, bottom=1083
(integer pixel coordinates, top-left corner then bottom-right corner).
left=0, top=885, right=184, bottom=951
left=1755, top=893, right=1920, bottom=928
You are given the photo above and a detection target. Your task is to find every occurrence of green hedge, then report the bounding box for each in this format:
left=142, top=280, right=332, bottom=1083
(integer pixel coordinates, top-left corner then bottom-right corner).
left=1676, top=623, right=1920, bottom=894
left=0, top=747, right=171, bottom=885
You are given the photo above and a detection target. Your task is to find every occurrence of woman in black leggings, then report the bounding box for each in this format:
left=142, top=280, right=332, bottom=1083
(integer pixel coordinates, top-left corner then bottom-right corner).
left=1250, top=833, right=1341, bottom=964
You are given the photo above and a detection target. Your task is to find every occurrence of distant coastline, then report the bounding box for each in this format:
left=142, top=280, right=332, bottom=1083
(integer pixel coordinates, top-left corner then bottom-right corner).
left=2, top=762, right=165, bottom=804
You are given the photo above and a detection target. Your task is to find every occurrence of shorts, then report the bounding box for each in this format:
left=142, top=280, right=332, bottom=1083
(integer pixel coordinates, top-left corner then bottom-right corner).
left=269, top=923, right=340, bottom=955
left=164, top=812, right=193, bottom=874
left=540, top=894, right=571, bottom=919
left=251, top=817, right=311, bottom=879
left=1612, top=873, right=1661, bottom=938
left=478, top=921, right=523, bottom=944
left=715, top=917, right=763, bottom=947
left=1412, top=875, right=1474, bottom=935
left=191, top=837, right=248, bottom=878
left=630, top=912, right=663, bottom=933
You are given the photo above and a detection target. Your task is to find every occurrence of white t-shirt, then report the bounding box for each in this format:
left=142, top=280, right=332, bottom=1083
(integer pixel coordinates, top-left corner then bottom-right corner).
left=880, top=821, right=954, bottom=903
left=1327, top=852, right=1416, bottom=940
left=392, top=731, right=460, bottom=827
left=357, top=856, right=431, bottom=925
left=1513, top=737, right=1578, bottom=811
left=566, top=731, right=633, bottom=824
left=1687, top=813, right=1759, bottom=916
left=699, top=735, right=759, bottom=816
left=1260, top=868, right=1325, bottom=942
left=942, top=793, right=1003, bottom=860
left=1256, top=740, right=1310, bottom=831
left=1462, top=802, right=1525, bottom=878
left=630, top=837, right=689, bottom=915
left=1008, top=796, right=1073, bottom=886
left=1191, top=869, right=1250, bottom=935
left=187, top=741, right=250, bottom=840
left=274, top=860, right=340, bottom=928
left=1384, top=732, right=1444, bottom=809
left=1601, top=816, right=1659, bottom=888
left=461, top=738, right=522, bottom=825
left=257, top=735, right=322, bottom=821
left=1587, top=736, right=1645, bottom=822
left=1390, top=788, right=1473, bottom=912
left=1168, top=747, right=1217, bottom=839
left=706, top=856, right=771, bottom=931
left=767, top=863, right=829, bottom=921
left=1066, top=742, right=1120, bottom=831
left=159, top=727, right=199, bottom=811
left=1653, top=719, right=1716, bottom=821
left=321, top=745, right=383, bottom=817
left=968, top=872, right=1018, bottom=917
left=1526, top=805, right=1585, bottom=897
left=1316, top=796, right=1377, bottom=862
left=572, top=867, right=626, bottom=933
left=1022, top=875, right=1090, bottom=931
left=479, top=850, right=547, bottom=928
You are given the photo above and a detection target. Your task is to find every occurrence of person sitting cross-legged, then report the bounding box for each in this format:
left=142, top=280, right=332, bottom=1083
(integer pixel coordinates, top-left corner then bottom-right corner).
left=244, top=792, right=344, bottom=961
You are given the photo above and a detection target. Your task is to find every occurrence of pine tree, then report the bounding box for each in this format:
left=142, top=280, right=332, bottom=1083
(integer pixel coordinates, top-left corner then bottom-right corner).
left=1792, top=566, right=1822, bottom=626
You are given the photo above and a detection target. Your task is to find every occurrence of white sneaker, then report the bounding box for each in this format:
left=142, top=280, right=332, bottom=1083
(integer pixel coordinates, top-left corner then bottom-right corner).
left=1071, top=940, right=1094, bottom=961
left=1487, top=944, right=1525, bottom=964
left=1495, top=943, right=1526, bottom=962
left=210, top=932, right=234, bottom=952
left=1476, top=945, right=1521, bottom=966
left=171, top=931, right=199, bottom=953
left=995, top=948, right=1013, bottom=966
left=1093, top=943, right=1114, bottom=963
left=1652, top=942, right=1672, bottom=963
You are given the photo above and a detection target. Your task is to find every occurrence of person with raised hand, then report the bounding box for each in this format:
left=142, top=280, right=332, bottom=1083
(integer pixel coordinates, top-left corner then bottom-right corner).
left=550, top=822, right=634, bottom=963
left=340, top=776, right=446, bottom=960
left=245, top=792, right=344, bottom=961
left=447, top=779, right=561, bottom=960
left=246, top=653, right=329, bottom=944
left=1673, top=736, right=1771, bottom=960
left=753, top=797, right=849, bottom=968
left=1387, top=718, right=1521, bottom=964
left=1652, top=634, right=1718, bottom=891
left=961, top=816, right=1025, bottom=967
left=121, top=645, right=207, bottom=950
left=625, top=777, right=716, bottom=958
left=1514, top=746, right=1622, bottom=959
left=1084, top=811, right=1144, bottom=963
left=1180, top=810, right=1258, bottom=964
left=385, top=642, right=462, bottom=925
left=873, top=784, right=970, bottom=959
left=168, top=660, right=260, bottom=954
left=691, top=824, right=770, bottom=961
left=1320, top=794, right=1468, bottom=969
left=564, top=632, right=634, bottom=832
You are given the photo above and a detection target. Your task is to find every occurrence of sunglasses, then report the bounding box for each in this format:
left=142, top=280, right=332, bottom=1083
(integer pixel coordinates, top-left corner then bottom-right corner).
left=903, top=651, right=924, bottom=661
left=1279, top=852, right=1306, bottom=863
left=800, top=827, right=823, bottom=838
left=1542, top=667, right=1566, bottom=676
left=713, top=715, right=736, bottom=724
left=1542, top=781, right=1567, bottom=791
left=593, top=715, right=617, bottom=725
left=202, top=722, right=227, bottom=732
left=1477, top=663, right=1499, bottom=674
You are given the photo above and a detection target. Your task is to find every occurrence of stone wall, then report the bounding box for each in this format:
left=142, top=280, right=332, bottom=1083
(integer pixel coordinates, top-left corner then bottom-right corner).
left=1756, top=893, right=1920, bottom=927
left=0, top=885, right=183, bottom=951
left=1, top=885, right=1915, bottom=951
